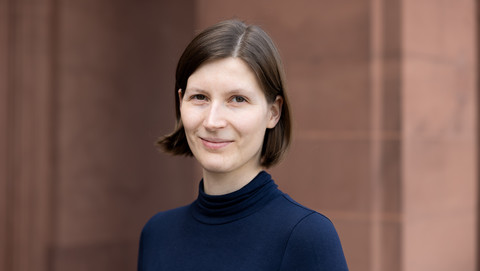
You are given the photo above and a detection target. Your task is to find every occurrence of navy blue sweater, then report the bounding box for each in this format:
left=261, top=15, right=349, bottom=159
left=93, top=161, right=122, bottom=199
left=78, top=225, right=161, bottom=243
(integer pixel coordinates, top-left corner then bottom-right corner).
left=138, top=171, right=348, bottom=270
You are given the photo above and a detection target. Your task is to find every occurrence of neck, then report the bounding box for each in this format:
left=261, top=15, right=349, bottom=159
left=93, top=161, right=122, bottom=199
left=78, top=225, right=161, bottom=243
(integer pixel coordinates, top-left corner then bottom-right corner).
left=202, top=167, right=263, bottom=195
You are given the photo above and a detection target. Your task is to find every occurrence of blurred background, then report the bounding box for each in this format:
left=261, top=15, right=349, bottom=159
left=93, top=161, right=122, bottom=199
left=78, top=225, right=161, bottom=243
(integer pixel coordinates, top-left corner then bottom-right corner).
left=0, top=0, right=478, bottom=270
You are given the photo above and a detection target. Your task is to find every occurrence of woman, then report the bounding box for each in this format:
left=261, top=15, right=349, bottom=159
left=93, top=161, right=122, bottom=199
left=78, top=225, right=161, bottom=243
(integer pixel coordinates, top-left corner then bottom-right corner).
left=138, top=19, right=348, bottom=270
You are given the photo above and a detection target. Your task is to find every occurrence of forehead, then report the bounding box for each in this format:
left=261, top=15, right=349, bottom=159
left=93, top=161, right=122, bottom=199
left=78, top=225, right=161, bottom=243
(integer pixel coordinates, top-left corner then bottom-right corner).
left=186, top=57, right=262, bottom=92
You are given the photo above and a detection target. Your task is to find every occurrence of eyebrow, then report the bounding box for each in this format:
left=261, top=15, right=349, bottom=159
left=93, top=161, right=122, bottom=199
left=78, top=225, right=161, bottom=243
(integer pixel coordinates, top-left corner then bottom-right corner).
left=184, top=87, right=254, bottom=95
left=184, top=87, right=207, bottom=93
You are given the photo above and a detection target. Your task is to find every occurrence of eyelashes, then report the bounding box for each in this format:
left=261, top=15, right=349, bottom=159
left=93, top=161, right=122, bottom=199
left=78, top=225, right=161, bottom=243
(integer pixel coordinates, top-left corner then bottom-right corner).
left=187, top=94, right=249, bottom=104
left=231, top=96, right=247, bottom=103
left=190, top=94, right=207, bottom=101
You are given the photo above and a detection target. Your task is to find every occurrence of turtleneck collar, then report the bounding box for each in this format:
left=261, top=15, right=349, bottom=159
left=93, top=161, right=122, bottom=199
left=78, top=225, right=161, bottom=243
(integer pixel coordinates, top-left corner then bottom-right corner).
left=190, top=171, right=282, bottom=225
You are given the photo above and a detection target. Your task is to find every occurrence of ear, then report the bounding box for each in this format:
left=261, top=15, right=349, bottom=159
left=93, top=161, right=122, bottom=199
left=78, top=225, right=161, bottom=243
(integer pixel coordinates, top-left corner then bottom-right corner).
left=267, top=96, right=283, bottom=129
left=178, top=89, right=183, bottom=107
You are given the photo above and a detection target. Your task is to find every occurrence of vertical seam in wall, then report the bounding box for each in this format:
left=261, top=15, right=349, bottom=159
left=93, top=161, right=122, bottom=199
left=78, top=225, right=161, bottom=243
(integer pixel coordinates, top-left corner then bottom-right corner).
left=5, top=0, right=17, bottom=270
left=5, top=0, right=14, bottom=270
left=476, top=1, right=480, bottom=270
left=26, top=4, right=35, bottom=270
left=370, top=0, right=384, bottom=270
left=47, top=0, right=60, bottom=269
left=397, top=1, right=404, bottom=270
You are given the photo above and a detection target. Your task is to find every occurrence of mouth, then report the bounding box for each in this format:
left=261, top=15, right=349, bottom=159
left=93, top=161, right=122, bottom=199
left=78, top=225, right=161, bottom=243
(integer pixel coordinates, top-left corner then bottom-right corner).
left=199, top=137, right=233, bottom=150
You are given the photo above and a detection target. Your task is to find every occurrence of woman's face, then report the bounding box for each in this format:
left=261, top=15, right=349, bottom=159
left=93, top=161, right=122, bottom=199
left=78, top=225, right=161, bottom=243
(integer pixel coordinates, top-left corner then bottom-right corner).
left=180, top=57, right=281, bottom=176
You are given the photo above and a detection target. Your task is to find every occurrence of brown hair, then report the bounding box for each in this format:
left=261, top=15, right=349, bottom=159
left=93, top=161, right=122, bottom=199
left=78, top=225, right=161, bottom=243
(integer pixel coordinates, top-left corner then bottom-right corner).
left=157, top=19, right=291, bottom=167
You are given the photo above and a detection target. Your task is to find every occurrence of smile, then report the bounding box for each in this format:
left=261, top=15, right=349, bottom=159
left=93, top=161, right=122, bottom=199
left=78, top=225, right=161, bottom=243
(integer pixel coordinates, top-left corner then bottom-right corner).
left=200, top=137, right=233, bottom=150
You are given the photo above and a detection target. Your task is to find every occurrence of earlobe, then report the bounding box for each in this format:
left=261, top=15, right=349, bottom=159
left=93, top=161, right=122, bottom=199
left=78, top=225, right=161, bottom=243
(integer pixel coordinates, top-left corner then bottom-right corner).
left=267, top=96, right=283, bottom=129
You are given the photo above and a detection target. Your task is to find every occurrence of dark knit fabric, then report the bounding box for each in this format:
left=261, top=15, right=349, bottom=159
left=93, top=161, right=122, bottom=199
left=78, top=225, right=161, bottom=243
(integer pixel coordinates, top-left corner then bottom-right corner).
left=138, top=171, right=348, bottom=270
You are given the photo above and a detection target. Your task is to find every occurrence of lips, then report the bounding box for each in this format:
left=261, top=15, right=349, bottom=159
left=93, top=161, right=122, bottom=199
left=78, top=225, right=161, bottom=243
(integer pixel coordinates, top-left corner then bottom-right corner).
left=199, top=137, right=233, bottom=150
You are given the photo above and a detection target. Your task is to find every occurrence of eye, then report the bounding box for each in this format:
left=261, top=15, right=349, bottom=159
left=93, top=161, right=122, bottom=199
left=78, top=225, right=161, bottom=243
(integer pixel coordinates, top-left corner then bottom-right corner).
left=231, top=96, right=247, bottom=103
left=191, top=94, right=207, bottom=101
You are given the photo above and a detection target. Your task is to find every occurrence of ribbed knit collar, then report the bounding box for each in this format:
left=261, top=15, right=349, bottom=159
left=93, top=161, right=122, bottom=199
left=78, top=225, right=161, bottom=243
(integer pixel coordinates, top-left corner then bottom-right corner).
left=191, top=171, right=282, bottom=225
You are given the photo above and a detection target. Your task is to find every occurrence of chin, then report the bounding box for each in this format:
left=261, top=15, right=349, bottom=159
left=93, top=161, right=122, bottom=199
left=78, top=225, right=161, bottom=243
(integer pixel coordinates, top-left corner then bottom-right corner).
left=200, top=163, right=233, bottom=174
left=193, top=152, right=232, bottom=173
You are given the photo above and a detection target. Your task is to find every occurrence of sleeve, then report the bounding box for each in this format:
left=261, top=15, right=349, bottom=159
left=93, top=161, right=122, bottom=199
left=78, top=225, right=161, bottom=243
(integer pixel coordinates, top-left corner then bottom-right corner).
left=137, top=213, right=161, bottom=271
left=137, top=221, right=156, bottom=271
left=279, top=212, right=349, bottom=271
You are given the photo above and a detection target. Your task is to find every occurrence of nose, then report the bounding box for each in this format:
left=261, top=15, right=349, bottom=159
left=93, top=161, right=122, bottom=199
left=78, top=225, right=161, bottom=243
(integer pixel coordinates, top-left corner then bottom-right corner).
left=203, top=102, right=227, bottom=130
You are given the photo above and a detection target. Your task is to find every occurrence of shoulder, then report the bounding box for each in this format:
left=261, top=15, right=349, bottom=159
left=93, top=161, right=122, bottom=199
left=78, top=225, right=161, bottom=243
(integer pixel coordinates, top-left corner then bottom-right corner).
left=269, top=193, right=316, bottom=221
left=289, top=212, right=342, bottom=247
left=275, top=194, right=345, bottom=251
left=138, top=205, right=192, bottom=270
left=277, top=196, right=349, bottom=270
left=279, top=194, right=341, bottom=245
left=141, top=204, right=191, bottom=236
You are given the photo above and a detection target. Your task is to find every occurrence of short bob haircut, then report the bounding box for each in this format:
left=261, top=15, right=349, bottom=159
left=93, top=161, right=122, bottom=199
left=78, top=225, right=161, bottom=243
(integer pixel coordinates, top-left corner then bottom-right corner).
left=157, top=19, right=291, bottom=168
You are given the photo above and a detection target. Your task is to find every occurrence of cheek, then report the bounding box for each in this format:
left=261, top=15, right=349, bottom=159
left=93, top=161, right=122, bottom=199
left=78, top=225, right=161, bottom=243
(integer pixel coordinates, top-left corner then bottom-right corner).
left=180, top=106, right=200, bottom=131
left=234, top=110, right=269, bottom=136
